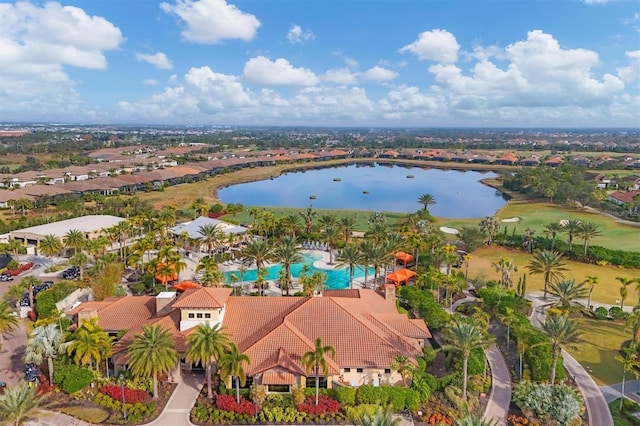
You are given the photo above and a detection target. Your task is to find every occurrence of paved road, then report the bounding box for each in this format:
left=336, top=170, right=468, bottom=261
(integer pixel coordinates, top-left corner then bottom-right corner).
left=483, top=345, right=511, bottom=426
left=527, top=294, right=614, bottom=426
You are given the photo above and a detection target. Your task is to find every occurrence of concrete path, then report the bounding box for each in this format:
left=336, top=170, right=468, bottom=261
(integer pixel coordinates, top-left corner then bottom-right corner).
left=483, top=346, right=511, bottom=426
left=144, top=371, right=204, bottom=426
left=601, top=379, right=640, bottom=403
left=527, top=294, right=614, bottom=426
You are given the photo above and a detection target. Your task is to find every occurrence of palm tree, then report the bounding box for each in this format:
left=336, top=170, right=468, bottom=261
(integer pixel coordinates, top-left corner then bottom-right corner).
left=417, top=193, right=436, bottom=211
left=561, top=219, right=582, bottom=254
left=527, top=250, right=567, bottom=299
left=6, top=239, right=24, bottom=264
left=359, top=240, right=375, bottom=288
left=198, top=223, right=225, bottom=255
left=521, top=228, right=536, bottom=253
left=547, top=279, right=588, bottom=312
left=359, top=405, right=401, bottom=426
left=391, top=354, right=413, bottom=386
left=301, top=338, right=336, bottom=406
left=339, top=215, right=356, bottom=243
left=577, top=222, right=602, bottom=257
left=273, top=236, right=303, bottom=296
left=442, top=318, right=492, bottom=399
left=615, top=346, right=640, bottom=412
left=0, top=381, right=43, bottom=425
left=66, top=318, right=112, bottom=373
left=21, top=276, right=41, bottom=310
left=583, top=275, right=600, bottom=312
left=617, top=277, right=634, bottom=311
left=299, top=205, right=317, bottom=235
left=218, top=343, right=250, bottom=404
left=24, top=324, right=68, bottom=386
left=492, top=257, right=517, bottom=288
left=241, top=238, right=274, bottom=273
left=280, top=213, right=303, bottom=238
left=317, top=213, right=337, bottom=232
left=542, top=222, right=563, bottom=251
left=626, top=306, right=640, bottom=346
left=38, top=234, right=62, bottom=269
left=365, top=222, right=388, bottom=245
left=64, top=229, right=86, bottom=256
left=323, top=226, right=341, bottom=264
left=69, top=251, right=90, bottom=281
left=542, top=315, right=581, bottom=385
left=336, top=244, right=362, bottom=289
left=498, top=307, right=517, bottom=351
left=185, top=323, right=230, bottom=399
left=128, top=324, right=178, bottom=399
left=0, top=301, right=19, bottom=352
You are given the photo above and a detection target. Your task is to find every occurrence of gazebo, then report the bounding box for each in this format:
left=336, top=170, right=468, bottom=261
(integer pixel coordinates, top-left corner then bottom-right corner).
left=385, top=268, right=417, bottom=286
left=395, top=251, right=414, bottom=266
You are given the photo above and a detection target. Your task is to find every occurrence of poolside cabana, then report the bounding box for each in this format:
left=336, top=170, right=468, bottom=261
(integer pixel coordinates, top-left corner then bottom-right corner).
left=395, top=251, right=414, bottom=266
left=386, top=268, right=416, bottom=286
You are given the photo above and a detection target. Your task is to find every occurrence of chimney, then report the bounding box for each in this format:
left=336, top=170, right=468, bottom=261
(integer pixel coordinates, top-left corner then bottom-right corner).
left=155, top=292, right=177, bottom=314
left=383, top=284, right=396, bottom=302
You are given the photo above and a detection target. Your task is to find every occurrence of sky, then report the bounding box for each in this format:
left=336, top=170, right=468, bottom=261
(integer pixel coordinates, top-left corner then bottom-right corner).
left=1, top=0, right=639, bottom=128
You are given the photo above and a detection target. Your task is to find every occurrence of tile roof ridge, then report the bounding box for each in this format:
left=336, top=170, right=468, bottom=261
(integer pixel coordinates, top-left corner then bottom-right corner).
left=364, top=313, right=424, bottom=356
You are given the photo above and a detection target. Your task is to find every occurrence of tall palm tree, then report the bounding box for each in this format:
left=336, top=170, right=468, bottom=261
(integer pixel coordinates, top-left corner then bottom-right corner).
left=365, top=222, right=388, bottom=245
left=0, top=381, right=44, bottom=425
left=317, top=214, right=338, bottom=233
left=359, top=239, right=375, bottom=288
left=0, top=301, right=19, bottom=352
left=479, top=216, right=500, bottom=246
left=336, top=243, right=362, bottom=289
left=301, top=338, right=336, bottom=406
left=64, top=229, right=86, bottom=256
left=527, top=250, right=567, bottom=299
left=370, top=244, right=392, bottom=286
left=583, top=275, right=600, bottom=312
left=241, top=238, right=274, bottom=273
left=323, top=226, right=341, bottom=265
left=24, top=324, right=68, bottom=386
left=298, top=205, right=317, bottom=236
left=617, top=277, right=634, bottom=311
left=198, top=223, right=225, bottom=255
left=542, top=315, right=581, bottom=385
left=547, top=279, right=588, bottom=312
left=625, top=306, right=640, bottom=346
left=339, top=215, right=356, bottom=244
left=615, top=346, right=640, bottom=412
left=7, top=239, right=24, bottom=264
left=391, top=354, right=413, bottom=386
left=578, top=222, right=602, bottom=257
left=69, top=251, right=90, bottom=281
left=542, top=222, right=563, bottom=251
left=218, top=343, right=250, bottom=404
left=417, top=193, right=436, bottom=211
left=128, top=324, right=178, bottom=399
left=38, top=234, right=62, bottom=269
left=280, top=213, right=303, bottom=238
left=561, top=219, right=582, bottom=254
left=185, top=323, right=230, bottom=399
left=66, top=318, right=112, bottom=373
left=442, top=318, right=492, bottom=399
left=273, top=236, right=303, bottom=296
left=492, top=257, right=517, bottom=288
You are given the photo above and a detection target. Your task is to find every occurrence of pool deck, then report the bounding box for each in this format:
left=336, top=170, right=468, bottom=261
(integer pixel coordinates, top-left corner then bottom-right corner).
left=218, top=248, right=373, bottom=295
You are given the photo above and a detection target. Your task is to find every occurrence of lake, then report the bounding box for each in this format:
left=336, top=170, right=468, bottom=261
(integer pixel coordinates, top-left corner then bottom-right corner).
left=218, top=163, right=507, bottom=218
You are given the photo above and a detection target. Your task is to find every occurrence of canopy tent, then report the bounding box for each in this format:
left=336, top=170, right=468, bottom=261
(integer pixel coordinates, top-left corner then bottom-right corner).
left=395, top=251, right=414, bottom=266
left=386, top=268, right=417, bottom=286
left=173, top=281, right=202, bottom=292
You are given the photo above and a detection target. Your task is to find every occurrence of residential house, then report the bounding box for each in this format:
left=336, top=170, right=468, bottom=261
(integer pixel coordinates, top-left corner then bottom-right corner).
left=544, top=156, right=565, bottom=167
left=607, top=190, right=640, bottom=205
left=519, top=156, right=540, bottom=167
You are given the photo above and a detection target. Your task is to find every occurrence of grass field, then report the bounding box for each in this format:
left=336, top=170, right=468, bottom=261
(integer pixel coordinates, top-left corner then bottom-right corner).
left=566, top=318, right=628, bottom=386
left=467, top=246, right=640, bottom=306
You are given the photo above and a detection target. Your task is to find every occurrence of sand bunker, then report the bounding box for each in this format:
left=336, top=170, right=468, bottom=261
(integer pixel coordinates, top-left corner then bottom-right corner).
left=559, top=219, right=581, bottom=226
left=501, top=217, right=520, bottom=223
left=439, top=226, right=459, bottom=235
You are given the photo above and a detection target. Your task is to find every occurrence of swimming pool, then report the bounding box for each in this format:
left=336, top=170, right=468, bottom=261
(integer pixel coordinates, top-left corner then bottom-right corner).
left=223, top=253, right=372, bottom=290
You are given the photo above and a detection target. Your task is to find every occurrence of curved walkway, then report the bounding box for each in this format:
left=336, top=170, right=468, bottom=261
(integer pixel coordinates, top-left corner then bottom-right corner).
left=528, top=294, right=613, bottom=426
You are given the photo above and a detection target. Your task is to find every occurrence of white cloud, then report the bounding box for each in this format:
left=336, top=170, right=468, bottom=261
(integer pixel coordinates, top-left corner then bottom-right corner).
left=617, top=50, right=640, bottom=83
left=143, top=79, right=159, bottom=85
left=582, top=0, right=616, bottom=4
left=323, top=68, right=359, bottom=85
left=0, top=2, right=123, bottom=120
left=243, top=56, right=319, bottom=86
left=333, top=50, right=359, bottom=69
left=136, top=52, right=173, bottom=70
left=160, top=0, right=260, bottom=44
left=399, top=29, right=460, bottom=63
left=287, top=24, right=315, bottom=44
left=363, top=66, right=398, bottom=82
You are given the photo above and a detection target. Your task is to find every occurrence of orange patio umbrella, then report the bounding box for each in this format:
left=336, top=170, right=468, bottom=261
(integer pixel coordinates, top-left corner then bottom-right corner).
left=173, top=281, right=202, bottom=291
left=395, top=251, right=414, bottom=266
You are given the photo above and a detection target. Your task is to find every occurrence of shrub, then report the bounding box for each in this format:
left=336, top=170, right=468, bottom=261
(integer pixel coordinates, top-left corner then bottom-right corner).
left=263, top=393, right=294, bottom=409
left=296, top=395, right=340, bottom=416
left=53, top=360, right=94, bottom=394
left=343, top=404, right=378, bottom=422
left=594, top=306, right=609, bottom=320
left=34, top=290, right=57, bottom=319
left=334, top=386, right=356, bottom=406
left=50, top=280, right=78, bottom=302
left=215, top=394, right=257, bottom=416
left=513, top=381, right=583, bottom=425
left=99, top=384, right=149, bottom=404
left=257, top=406, right=307, bottom=423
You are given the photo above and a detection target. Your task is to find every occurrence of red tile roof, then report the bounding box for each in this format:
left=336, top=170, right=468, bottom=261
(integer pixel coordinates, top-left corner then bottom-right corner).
left=171, top=287, right=232, bottom=308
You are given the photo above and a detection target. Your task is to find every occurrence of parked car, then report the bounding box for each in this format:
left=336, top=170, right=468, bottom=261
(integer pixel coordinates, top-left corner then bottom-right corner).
left=61, top=267, right=80, bottom=280
left=0, top=273, right=14, bottom=282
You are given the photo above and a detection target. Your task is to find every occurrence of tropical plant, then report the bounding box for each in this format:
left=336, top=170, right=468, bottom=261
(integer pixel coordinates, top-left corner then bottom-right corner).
left=492, top=257, right=517, bottom=288
left=547, top=279, right=588, bottom=312
left=578, top=221, right=602, bottom=257
left=391, top=354, right=413, bottom=386
left=127, top=324, right=178, bottom=399
left=541, top=315, right=581, bottom=385
left=442, top=318, right=492, bottom=399
left=479, top=216, right=500, bottom=246
left=339, top=215, right=357, bottom=243
left=455, top=416, right=499, bottom=426
left=561, top=219, right=582, bottom=254
left=359, top=404, right=401, bottom=426
left=323, top=226, right=342, bottom=265
left=298, top=205, right=317, bottom=235
left=218, top=343, right=250, bottom=404
left=527, top=250, right=567, bottom=299
left=301, top=338, right=336, bottom=406
left=614, top=346, right=640, bottom=411
left=626, top=306, right=640, bottom=346
left=583, top=275, right=599, bottom=312
left=66, top=318, right=112, bottom=373
left=0, top=301, right=19, bottom=352
left=336, top=243, right=362, bottom=289
left=64, top=229, right=86, bottom=256
left=24, top=324, right=68, bottom=386
left=69, top=251, right=90, bottom=281
left=21, top=276, right=41, bottom=310
left=185, top=323, right=230, bottom=399
left=521, top=227, right=536, bottom=253
left=38, top=234, right=62, bottom=269
left=0, top=381, right=44, bottom=425
left=241, top=238, right=274, bottom=275
left=198, top=223, right=225, bottom=255
left=617, top=277, right=635, bottom=311
left=542, top=222, right=563, bottom=251
left=273, top=236, right=303, bottom=296
left=417, top=193, right=436, bottom=211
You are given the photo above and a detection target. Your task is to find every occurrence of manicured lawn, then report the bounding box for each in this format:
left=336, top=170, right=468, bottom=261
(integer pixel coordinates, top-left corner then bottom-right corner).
left=565, top=318, right=628, bottom=386
left=609, top=399, right=640, bottom=426
left=467, top=246, right=640, bottom=306
left=58, top=405, right=110, bottom=423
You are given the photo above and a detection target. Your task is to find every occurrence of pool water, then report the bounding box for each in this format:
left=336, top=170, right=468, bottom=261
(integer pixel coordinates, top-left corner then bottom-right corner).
left=223, top=253, right=372, bottom=290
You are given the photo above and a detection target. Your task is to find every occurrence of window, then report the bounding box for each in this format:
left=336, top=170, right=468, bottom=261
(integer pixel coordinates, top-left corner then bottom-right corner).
left=306, top=377, right=327, bottom=389
left=196, top=313, right=203, bottom=319
left=188, top=313, right=194, bottom=319
left=204, top=313, right=211, bottom=319
left=356, top=368, right=363, bottom=373
left=343, top=368, right=351, bottom=373
left=268, top=384, right=290, bottom=393
left=384, top=369, right=391, bottom=374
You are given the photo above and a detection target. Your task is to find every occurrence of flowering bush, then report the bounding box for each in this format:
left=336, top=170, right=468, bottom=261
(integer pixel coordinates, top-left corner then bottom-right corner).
left=99, top=384, right=149, bottom=404
left=428, top=413, right=452, bottom=425
left=508, top=415, right=529, bottom=426
left=215, top=394, right=258, bottom=416
left=296, top=395, right=341, bottom=416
